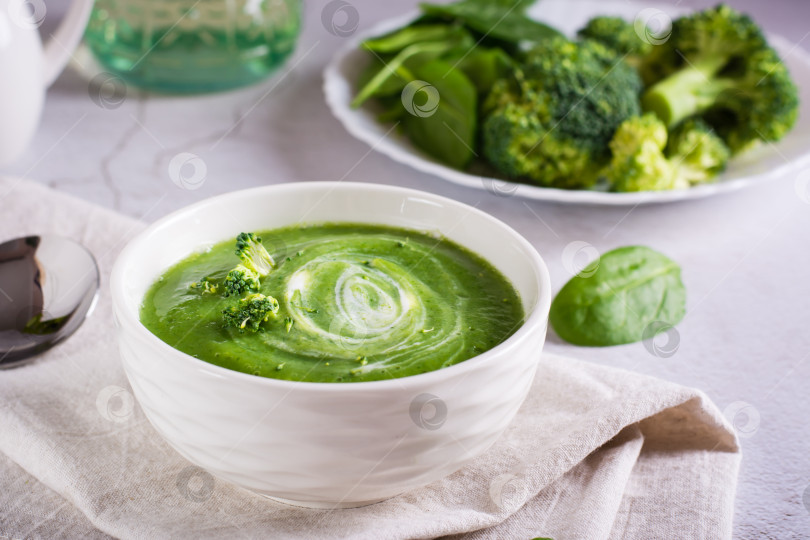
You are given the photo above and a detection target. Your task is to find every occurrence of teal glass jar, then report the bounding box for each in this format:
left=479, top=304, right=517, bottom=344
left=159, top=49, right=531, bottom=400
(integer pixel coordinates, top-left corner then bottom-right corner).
left=84, top=0, right=301, bottom=93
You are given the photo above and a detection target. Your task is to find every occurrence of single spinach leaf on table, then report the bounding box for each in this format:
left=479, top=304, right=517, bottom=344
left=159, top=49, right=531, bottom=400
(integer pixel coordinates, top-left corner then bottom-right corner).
left=400, top=59, right=478, bottom=169
left=419, top=1, right=563, bottom=44
left=550, top=246, right=686, bottom=347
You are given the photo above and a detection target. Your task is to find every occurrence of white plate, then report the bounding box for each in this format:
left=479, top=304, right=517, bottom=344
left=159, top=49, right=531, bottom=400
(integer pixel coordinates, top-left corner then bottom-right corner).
left=324, top=0, right=810, bottom=205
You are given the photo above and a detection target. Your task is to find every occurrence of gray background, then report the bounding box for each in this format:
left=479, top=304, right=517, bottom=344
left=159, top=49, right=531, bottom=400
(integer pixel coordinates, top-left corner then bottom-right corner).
left=4, top=0, right=810, bottom=538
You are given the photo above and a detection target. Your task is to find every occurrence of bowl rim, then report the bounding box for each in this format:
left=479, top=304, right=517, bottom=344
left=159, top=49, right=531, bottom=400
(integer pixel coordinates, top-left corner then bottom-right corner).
left=111, top=181, right=552, bottom=392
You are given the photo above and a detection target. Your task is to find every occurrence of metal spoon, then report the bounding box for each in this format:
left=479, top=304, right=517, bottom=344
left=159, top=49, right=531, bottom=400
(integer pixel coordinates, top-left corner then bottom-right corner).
left=0, top=235, right=99, bottom=368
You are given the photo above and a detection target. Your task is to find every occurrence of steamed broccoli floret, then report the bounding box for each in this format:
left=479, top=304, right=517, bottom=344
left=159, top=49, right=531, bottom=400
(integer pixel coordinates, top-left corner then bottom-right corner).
left=605, top=114, right=677, bottom=192
left=577, top=16, right=651, bottom=66
left=666, top=118, right=731, bottom=184
left=640, top=5, right=799, bottom=153
left=222, top=293, right=279, bottom=332
left=481, top=37, right=642, bottom=189
left=223, top=265, right=260, bottom=297
left=235, top=232, right=275, bottom=276
left=604, top=114, right=730, bottom=192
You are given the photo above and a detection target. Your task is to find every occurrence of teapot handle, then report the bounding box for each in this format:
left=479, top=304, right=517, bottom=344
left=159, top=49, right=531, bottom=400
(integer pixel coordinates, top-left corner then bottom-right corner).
left=42, top=0, right=94, bottom=86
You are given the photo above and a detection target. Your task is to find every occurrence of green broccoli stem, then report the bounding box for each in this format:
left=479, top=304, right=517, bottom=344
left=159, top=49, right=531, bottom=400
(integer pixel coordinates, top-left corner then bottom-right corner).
left=641, top=56, right=733, bottom=127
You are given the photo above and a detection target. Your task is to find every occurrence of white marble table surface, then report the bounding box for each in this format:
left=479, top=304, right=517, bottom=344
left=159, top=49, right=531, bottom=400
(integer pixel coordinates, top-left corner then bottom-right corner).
left=4, top=0, right=810, bottom=538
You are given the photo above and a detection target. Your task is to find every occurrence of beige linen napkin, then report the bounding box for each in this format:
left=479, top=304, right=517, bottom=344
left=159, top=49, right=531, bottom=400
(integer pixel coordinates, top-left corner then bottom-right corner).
left=0, top=178, right=740, bottom=540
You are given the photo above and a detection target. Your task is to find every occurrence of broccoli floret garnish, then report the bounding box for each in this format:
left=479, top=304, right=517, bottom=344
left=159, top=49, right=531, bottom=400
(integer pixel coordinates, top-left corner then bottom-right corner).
left=639, top=5, right=799, bottom=153
left=222, top=293, right=279, bottom=333
left=605, top=114, right=730, bottom=192
left=223, top=265, right=260, bottom=297
left=577, top=16, right=652, bottom=67
left=235, top=232, right=275, bottom=277
left=481, top=37, right=642, bottom=189
left=189, top=278, right=218, bottom=295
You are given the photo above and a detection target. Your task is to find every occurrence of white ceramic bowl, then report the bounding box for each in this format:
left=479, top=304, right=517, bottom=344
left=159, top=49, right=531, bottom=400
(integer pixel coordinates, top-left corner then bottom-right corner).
left=111, top=182, right=551, bottom=508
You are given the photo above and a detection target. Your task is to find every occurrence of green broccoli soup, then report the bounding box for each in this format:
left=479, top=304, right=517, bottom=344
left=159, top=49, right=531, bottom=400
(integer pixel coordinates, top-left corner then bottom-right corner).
left=140, top=224, right=524, bottom=383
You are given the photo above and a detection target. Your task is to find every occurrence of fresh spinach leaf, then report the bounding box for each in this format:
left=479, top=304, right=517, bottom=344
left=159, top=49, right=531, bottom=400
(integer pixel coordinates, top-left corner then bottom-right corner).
left=419, top=1, right=563, bottom=44
left=400, top=59, right=478, bottom=169
left=352, top=41, right=455, bottom=108
left=362, top=24, right=461, bottom=54
left=375, top=95, right=406, bottom=123
left=550, top=246, right=686, bottom=347
left=355, top=55, right=415, bottom=99
left=471, top=0, right=536, bottom=12
left=352, top=28, right=473, bottom=108
left=447, top=46, right=514, bottom=93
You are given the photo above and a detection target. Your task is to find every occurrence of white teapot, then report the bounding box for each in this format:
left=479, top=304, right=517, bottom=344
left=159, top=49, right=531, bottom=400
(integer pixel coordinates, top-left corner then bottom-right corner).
left=0, top=0, right=93, bottom=165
